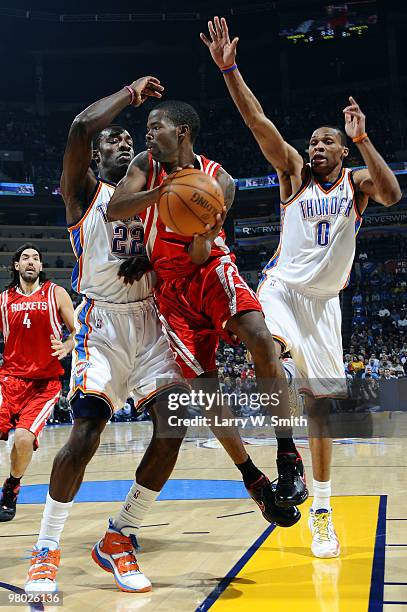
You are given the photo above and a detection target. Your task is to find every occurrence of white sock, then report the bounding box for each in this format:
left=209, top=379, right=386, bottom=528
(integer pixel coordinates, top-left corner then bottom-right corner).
left=311, top=479, right=331, bottom=511
left=113, top=480, right=159, bottom=537
left=37, top=492, right=74, bottom=550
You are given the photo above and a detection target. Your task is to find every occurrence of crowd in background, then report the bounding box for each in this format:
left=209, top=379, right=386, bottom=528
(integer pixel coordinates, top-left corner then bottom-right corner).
left=0, top=87, right=397, bottom=187
left=346, top=233, right=407, bottom=380
left=1, top=227, right=406, bottom=424
left=0, top=90, right=405, bottom=422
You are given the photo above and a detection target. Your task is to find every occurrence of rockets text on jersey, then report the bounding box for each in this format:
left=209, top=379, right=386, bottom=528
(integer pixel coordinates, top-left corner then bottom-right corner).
left=0, top=281, right=64, bottom=379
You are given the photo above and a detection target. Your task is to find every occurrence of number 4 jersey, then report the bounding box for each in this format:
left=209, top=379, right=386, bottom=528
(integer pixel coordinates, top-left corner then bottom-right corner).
left=68, top=179, right=154, bottom=303
left=0, top=281, right=64, bottom=378
left=259, top=166, right=362, bottom=298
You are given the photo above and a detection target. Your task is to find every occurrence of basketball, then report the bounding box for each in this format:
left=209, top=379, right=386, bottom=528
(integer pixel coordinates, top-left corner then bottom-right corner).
left=158, top=168, right=224, bottom=235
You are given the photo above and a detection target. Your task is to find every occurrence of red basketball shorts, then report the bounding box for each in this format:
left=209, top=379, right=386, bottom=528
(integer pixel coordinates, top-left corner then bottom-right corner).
left=0, top=375, right=61, bottom=449
left=155, top=256, right=263, bottom=378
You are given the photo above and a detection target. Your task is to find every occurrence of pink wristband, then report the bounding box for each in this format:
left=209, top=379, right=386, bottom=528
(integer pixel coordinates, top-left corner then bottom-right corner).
left=124, top=85, right=136, bottom=105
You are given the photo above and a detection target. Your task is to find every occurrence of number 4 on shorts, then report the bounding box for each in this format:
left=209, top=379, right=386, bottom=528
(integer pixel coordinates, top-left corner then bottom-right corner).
left=23, top=312, right=31, bottom=328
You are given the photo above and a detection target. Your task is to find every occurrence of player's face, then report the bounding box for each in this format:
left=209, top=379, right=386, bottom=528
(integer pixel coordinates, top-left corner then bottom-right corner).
left=15, top=249, right=42, bottom=283
left=308, top=128, right=347, bottom=174
left=146, top=110, right=183, bottom=162
left=96, top=130, right=134, bottom=179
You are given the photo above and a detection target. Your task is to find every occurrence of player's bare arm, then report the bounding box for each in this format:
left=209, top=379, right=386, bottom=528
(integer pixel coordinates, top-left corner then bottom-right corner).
left=51, top=286, right=75, bottom=360
left=343, top=96, right=401, bottom=212
left=201, top=16, right=304, bottom=200
left=61, top=76, right=164, bottom=226
left=188, top=167, right=230, bottom=265
left=107, top=151, right=162, bottom=221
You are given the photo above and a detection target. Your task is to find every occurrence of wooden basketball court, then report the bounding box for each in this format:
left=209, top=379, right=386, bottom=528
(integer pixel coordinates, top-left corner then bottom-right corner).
left=0, top=419, right=406, bottom=611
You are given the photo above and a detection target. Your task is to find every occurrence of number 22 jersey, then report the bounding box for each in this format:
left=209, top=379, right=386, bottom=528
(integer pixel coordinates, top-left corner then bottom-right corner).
left=0, top=281, right=64, bottom=379
left=68, top=179, right=154, bottom=303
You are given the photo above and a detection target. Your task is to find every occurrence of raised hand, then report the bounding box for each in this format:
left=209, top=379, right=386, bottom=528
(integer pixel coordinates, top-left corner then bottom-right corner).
left=129, top=76, right=164, bottom=107
left=343, top=96, right=366, bottom=140
left=200, top=16, right=239, bottom=69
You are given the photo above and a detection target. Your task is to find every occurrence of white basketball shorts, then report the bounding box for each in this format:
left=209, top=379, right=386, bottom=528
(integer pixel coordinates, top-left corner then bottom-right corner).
left=258, top=277, right=346, bottom=398
left=69, top=296, right=186, bottom=415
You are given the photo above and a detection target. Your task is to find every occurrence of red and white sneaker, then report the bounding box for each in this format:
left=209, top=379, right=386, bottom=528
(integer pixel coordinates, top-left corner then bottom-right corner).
left=25, top=546, right=60, bottom=593
left=92, top=520, right=151, bottom=593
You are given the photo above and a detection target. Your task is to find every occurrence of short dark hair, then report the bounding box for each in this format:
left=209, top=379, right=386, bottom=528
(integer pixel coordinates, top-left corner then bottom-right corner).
left=93, top=124, right=128, bottom=150
left=154, top=100, right=201, bottom=143
left=8, top=243, right=46, bottom=289
left=313, top=126, right=348, bottom=146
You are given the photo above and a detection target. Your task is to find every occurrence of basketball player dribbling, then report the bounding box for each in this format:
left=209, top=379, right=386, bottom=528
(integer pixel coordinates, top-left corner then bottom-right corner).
left=201, top=16, right=401, bottom=557
left=107, top=100, right=308, bottom=514
left=24, top=77, right=296, bottom=597
left=0, top=244, right=75, bottom=521
left=25, top=76, right=193, bottom=594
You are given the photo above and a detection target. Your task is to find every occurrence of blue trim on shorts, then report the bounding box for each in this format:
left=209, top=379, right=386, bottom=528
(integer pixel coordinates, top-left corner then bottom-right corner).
left=73, top=300, right=92, bottom=388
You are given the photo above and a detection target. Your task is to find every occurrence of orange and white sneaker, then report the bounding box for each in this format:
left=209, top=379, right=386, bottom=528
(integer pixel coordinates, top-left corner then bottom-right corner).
left=91, top=520, right=151, bottom=593
left=25, top=546, right=60, bottom=593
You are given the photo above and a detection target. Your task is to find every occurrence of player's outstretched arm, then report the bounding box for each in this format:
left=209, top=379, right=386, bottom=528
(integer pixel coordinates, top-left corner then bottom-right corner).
left=51, top=286, right=75, bottom=359
left=344, top=97, right=401, bottom=210
left=106, top=152, right=161, bottom=221
left=61, top=76, right=164, bottom=226
left=200, top=16, right=303, bottom=177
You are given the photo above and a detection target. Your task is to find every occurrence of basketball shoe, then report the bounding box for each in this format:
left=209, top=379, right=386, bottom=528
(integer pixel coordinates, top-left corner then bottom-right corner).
left=246, top=475, right=301, bottom=527
left=0, top=478, right=20, bottom=522
left=25, top=546, right=60, bottom=593
left=308, top=508, right=340, bottom=558
left=92, top=520, right=152, bottom=592
left=275, top=452, right=308, bottom=507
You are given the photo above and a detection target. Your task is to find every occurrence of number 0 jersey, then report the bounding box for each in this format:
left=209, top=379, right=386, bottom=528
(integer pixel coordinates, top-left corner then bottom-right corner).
left=68, top=179, right=154, bottom=303
left=259, top=166, right=362, bottom=298
left=0, top=281, right=64, bottom=379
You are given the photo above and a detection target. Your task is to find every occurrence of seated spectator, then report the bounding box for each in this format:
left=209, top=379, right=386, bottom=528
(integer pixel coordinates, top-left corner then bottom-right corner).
left=397, top=314, right=407, bottom=329
left=362, top=365, right=379, bottom=380
left=391, top=309, right=401, bottom=322
left=378, top=306, right=391, bottom=318
left=367, top=356, right=379, bottom=374
left=349, top=355, right=365, bottom=377
left=352, top=291, right=363, bottom=307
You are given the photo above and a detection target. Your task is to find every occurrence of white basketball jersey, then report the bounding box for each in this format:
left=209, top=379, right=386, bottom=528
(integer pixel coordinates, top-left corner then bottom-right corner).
left=68, top=179, right=154, bottom=303
left=261, top=166, right=362, bottom=297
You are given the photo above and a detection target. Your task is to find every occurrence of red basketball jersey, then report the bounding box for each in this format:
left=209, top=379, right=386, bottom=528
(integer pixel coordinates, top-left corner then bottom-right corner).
left=140, top=153, right=232, bottom=280
left=0, top=281, right=64, bottom=379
